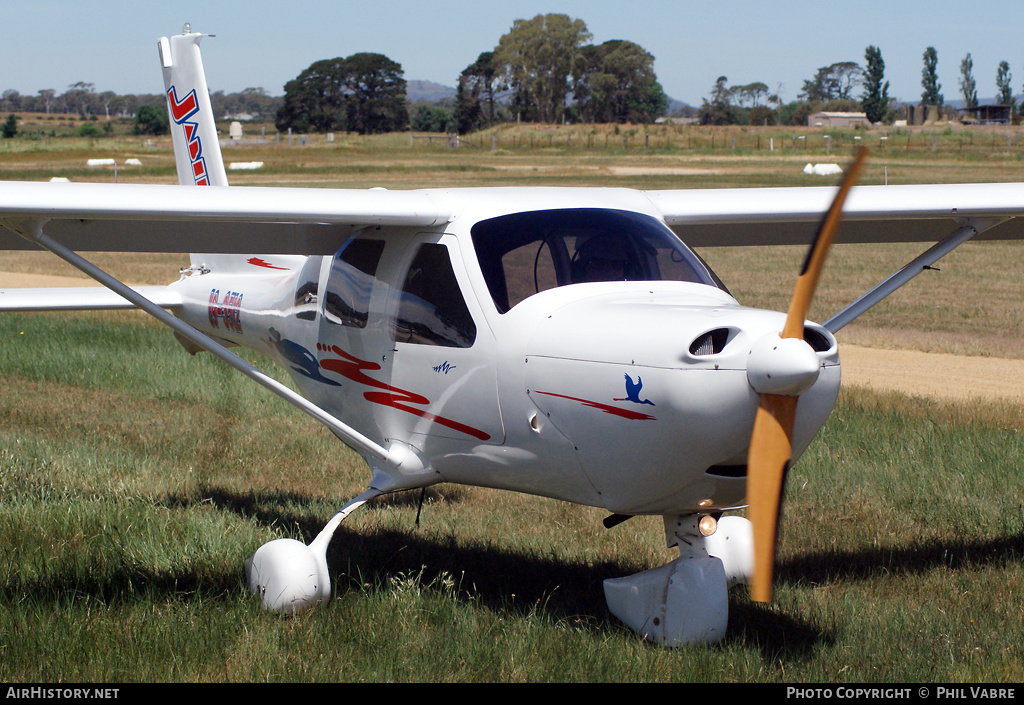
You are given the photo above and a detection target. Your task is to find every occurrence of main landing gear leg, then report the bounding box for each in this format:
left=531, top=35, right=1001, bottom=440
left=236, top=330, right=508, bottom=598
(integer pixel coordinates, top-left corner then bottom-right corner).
left=603, top=514, right=753, bottom=646
left=245, top=487, right=383, bottom=614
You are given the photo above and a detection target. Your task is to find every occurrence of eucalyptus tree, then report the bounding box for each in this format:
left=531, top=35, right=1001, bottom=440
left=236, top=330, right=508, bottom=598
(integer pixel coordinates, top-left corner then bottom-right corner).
left=493, top=13, right=591, bottom=123
left=699, top=76, right=737, bottom=125
left=800, top=62, right=862, bottom=102
left=572, top=39, right=668, bottom=123
left=454, top=51, right=499, bottom=134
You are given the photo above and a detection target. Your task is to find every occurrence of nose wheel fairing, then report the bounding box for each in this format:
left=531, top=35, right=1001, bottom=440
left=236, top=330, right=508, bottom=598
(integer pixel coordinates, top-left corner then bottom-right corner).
left=604, top=514, right=754, bottom=646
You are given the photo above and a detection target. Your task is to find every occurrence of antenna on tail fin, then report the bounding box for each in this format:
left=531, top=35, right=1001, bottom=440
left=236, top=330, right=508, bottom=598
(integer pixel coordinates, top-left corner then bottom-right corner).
left=158, top=26, right=229, bottom=187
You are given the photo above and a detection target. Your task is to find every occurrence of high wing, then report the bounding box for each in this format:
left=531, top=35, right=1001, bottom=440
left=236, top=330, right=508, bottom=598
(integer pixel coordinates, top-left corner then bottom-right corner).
left=3, top=179, right=1023, bottom=254
left=652, top=181, right=1024, bottom=246
left=3, top=179, right=1022, bottom=332
left=4, top=177, right=1019, bottom=332
left=649, top=181, right=1024, bottom=331
left=0, top=181, right=447, bottom=254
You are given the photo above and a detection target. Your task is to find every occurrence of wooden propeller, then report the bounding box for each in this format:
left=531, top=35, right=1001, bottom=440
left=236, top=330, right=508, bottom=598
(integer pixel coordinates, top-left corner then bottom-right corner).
left=747, top=148, right=868, bottom=603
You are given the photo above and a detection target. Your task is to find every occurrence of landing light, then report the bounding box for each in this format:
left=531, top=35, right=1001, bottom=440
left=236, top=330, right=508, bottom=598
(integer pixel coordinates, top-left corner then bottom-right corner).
left=698, top=514, right=718, bottom=537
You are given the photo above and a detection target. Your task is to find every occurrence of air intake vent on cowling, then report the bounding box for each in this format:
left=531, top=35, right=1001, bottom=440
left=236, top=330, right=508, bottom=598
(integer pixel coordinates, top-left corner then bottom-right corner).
left=803, top=325, right=833, bottom=353
left=689, top=328, right=730, bottom=356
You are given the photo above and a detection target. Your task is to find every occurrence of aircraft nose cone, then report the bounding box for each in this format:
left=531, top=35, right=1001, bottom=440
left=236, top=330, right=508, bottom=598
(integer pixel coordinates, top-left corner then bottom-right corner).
left=746, top=332, right=821, bottom=396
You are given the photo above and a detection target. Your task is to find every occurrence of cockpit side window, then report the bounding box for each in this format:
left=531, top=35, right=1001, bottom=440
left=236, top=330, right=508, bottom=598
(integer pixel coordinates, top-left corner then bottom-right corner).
left=496, top=238, right=566, bottom=311
left=391, top=243, right=477, bottom=348
left=323, top=238, right=385, bottom=328
left=470, top=208, right=723, bottom=313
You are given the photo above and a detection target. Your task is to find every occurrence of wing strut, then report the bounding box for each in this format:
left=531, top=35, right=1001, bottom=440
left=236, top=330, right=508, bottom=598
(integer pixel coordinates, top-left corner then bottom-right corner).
left=824, top=219, right=1001, bottom=332
left=17, top=219, right=399, bottom=466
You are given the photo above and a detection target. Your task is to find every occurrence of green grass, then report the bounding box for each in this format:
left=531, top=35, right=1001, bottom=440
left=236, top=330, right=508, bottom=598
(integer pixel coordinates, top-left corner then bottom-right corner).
left=0, top=311, right=1022, bottom=681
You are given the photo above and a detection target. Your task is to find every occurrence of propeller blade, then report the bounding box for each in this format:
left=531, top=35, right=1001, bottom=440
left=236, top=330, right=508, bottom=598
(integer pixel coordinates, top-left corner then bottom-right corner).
left=747, top=148, right=868, bottom=603
left=747, top=393, right=797, bottom=602
left=782, top=148, right=868, bottom=339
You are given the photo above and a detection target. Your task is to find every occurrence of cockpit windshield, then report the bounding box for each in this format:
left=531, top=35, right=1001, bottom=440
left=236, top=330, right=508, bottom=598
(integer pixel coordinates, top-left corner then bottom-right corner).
left=470, top=208, right=726, bottom=313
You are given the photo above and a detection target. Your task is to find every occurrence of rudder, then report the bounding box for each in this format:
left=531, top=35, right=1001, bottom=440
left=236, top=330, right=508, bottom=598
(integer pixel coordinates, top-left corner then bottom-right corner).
left=158, top=26, right=229, bottom=187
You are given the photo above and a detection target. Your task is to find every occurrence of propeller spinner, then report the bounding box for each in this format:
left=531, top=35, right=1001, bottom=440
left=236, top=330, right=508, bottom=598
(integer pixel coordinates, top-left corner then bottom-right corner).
left=746, top=149, right=868, bottom=603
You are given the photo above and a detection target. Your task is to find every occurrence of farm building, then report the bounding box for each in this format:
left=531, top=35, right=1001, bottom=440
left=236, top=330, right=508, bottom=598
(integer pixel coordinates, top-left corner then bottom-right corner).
left=808, top=111, right=872, bottom=127
left=958, top=104, right=1012, bottom=125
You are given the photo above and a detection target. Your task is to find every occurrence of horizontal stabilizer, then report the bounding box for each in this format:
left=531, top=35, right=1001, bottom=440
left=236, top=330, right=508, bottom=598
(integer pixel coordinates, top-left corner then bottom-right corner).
left=0, top=285, right=182, bottom=311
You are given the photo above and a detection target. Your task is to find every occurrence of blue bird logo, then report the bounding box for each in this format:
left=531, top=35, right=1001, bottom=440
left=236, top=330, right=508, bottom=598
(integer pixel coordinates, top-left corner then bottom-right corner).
left=616, top=374, right=655, bottom=406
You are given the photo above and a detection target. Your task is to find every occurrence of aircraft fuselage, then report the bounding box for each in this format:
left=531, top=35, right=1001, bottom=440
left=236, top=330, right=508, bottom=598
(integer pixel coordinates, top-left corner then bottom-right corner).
left=169, top=194, right=841, bottom=517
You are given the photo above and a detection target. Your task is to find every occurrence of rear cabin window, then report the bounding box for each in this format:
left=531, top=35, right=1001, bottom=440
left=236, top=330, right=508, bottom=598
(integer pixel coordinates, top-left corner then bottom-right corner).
left=293, top=256, right=322, bottom=321
left=470, top=208, right=724, bottom=313
left=323, top=239, right=385, bottom=328
left=391, top=243, right=476, bottom=348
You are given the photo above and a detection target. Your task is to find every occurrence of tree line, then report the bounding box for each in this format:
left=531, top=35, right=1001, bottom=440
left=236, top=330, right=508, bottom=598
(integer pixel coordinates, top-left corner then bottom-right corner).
left=273, top=13, right=668, bottom=136
left=8, top=20, right=1024, bottom=139
left=0, top=83, right=284, bottom=139
left=0, top=84, right=281, bottom=123
left=700, top=45, right=1024, bottom=127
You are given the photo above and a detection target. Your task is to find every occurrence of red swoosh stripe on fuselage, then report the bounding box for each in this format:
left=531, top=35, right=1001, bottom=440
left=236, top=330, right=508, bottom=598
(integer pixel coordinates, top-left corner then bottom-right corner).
left=533, top=391, right=656, bottom=421
left=317, top=343, right=491, bottom=441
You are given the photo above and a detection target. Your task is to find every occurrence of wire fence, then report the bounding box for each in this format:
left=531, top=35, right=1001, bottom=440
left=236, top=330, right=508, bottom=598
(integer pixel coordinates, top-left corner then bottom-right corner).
left=394, top=124, right=1024, bottom=159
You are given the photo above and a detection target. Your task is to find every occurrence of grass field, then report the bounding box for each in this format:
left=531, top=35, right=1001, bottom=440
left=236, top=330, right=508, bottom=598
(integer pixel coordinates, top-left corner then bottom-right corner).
left=1, top=124, right=1023, bottom=682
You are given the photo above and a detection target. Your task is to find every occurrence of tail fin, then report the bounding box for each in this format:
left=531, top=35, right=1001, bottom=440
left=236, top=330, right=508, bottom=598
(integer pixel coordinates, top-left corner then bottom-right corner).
left=158, top=26, right=229, bottom=187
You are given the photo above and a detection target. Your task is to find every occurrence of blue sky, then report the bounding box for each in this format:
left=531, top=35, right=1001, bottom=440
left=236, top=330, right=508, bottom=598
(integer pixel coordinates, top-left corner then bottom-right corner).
left=4, top=0, right=1024, bottom=106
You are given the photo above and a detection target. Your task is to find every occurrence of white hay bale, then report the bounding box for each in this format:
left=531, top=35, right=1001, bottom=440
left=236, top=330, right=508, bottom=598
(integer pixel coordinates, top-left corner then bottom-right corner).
left=803, top=163, right=842, bottom=176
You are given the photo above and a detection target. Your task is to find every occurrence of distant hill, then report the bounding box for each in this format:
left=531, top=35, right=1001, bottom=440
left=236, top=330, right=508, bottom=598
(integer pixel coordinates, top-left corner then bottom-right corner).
left=666, top=96, right=695, bottom=117
left=407, top=80, right=456, bottom=103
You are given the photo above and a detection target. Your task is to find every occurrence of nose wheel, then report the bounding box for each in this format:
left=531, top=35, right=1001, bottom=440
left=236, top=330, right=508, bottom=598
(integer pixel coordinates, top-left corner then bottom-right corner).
left=245, top=488, right=382, bottom=614
left=603, top=513, right=753, bottom=646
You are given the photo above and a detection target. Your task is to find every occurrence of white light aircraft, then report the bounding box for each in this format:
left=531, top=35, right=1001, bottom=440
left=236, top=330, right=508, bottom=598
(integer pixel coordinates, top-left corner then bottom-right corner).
left=2, top=27, right=1024, bottom=646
